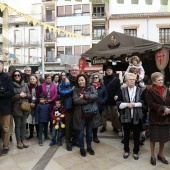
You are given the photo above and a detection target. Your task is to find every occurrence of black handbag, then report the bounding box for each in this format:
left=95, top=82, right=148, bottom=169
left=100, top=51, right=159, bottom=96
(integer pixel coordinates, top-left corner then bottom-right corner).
left=82, top=102, right=98, bottom=117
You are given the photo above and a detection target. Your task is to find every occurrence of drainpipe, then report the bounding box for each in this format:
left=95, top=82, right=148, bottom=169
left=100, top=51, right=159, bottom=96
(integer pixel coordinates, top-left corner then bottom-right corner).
left=147, top=16, right=149, bottom=40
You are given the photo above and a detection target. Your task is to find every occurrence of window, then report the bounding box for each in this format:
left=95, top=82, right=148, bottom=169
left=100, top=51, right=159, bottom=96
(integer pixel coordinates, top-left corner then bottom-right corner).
left=57, top=26, right=64, bottom=37
left=0, top=27, right=2, bottom=34
left=160, top=0, right=168, bottom=5
left=74, top=5, right=81, bottom=16
left=145, top=0, right=152, bottom=5
left=29, top=48, right=37, bottom=64
left=93, top=26, right=105, bottom=39
left=46, top=10, right=55, bottom=22
left=29, top=29, right=37, bottom=44
left=65, top=26, right=72, bottom=33
left=131, top=0, right=139, bottom=4
left=65, top=46, right=72, bottom=55
left=65, top=5, right=72, bottom=16
left=57, top=6, right=64, bottom=17
left=93, top=5, right=105, bottom=18
left=124, top=29, right=137, bottom=37
left=74, top=25, right=81, bottom=34
left=74, top=46, right=81, bottom=55
left=14, top=30, right=21, bottom=44
left=82, top=25, right=90, bottom=35
left=46, top=47, right=55, bottom=62
left=14, top=48, right=21, bottom=63
left=57, top=46, right=64, bottom=55
left=159, top=28, right=170, bottom=43
left=82, top=4, right=90, bottom=15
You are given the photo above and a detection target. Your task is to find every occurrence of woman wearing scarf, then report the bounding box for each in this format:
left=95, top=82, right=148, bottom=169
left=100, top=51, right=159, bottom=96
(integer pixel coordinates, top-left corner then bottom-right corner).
left=146, top=72, right=170, bottom=166
left=90, top=73, right=108, bottom=143
left=117, top=73, right=143, bottom=160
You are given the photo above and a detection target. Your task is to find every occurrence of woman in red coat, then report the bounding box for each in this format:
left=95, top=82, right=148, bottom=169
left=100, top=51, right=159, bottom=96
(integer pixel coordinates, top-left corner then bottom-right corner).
left=146, top=72, right=170, bottom=166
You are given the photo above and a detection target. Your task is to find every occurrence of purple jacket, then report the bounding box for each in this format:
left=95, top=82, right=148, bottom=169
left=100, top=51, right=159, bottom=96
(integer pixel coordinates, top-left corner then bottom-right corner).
left=40, top=83, right=58, bottom=109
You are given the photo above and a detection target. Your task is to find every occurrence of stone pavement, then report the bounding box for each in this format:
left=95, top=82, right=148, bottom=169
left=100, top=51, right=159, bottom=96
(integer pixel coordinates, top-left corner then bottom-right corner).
left=0, top=122, right=170, bottom=170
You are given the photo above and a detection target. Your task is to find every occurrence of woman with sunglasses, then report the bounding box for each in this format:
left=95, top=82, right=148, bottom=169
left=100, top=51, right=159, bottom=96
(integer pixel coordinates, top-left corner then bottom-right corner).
left=11, top=70, right=31, bottom=149
left=90, top=73, right=108, bottom=143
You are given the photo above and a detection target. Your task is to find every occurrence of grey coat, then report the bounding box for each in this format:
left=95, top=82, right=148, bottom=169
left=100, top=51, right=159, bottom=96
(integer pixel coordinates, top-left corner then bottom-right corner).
left=117, top=87, right=143, bottom=124
left=73, top=85, right=102, bottom=130
left=12, top=81, right=31, bottom=117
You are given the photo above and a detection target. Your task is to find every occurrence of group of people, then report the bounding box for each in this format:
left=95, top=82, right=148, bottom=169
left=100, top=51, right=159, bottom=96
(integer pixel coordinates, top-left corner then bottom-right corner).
left=0, top=56, right=170, bottom=167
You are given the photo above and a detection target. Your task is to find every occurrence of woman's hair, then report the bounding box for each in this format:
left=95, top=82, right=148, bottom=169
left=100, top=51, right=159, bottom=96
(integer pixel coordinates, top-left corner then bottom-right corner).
left=52, top=73, right=61, bottom=82
left=125, top=73, right=137, bottom=81
left=90, top=72, right=103, bottom=84
left=75, top=73, right=89, bottom=87
left=12, top=70, right=23, bottom=83
left=151, top=72, right=164, bottom=82
left=27, top=74, right=40, bottom=86
left=45, top=74, right=51, bottom=79
left=130, top=56, right=140, bottom=64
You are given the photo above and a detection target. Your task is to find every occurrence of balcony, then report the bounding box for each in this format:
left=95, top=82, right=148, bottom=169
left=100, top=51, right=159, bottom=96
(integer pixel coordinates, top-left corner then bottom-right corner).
left=92, top=13, right=106, bottom=22
left=57, top=12, right=90, bottom=17
left=44, top=32, right=56, bottom=43
left=10, top=41, right=40, bottom=47
left=10, top=42, right=23, bottom=47
left=92, top=32, right=106, bottom=40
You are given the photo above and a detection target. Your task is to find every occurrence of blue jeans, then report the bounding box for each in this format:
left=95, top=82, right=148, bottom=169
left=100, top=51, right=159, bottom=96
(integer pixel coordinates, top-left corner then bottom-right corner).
left=78, top=119, right=92, bottom=149
left=38, top=122, right=48, bottom=140
left=51, top=126, right=63, bottom=142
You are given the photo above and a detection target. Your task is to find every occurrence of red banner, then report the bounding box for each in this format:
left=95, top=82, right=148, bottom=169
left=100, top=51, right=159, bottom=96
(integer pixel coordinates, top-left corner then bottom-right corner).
left=79, top=58, right=86, bottom=72
left=155, top=48, right=169, bottom=71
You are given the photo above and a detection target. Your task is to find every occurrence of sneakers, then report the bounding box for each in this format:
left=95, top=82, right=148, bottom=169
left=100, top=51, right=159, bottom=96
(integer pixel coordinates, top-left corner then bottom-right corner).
left=100, top=127, right=106, bottom=133
left=57, top=140, right=62, bottom=146
left=49, top=140, right=56, bottom=146
left=1, top=149, right=9, bottom=156
left=39, top=140, right=43, bottom=146
left=87, top=147, right=95, bottom=155
left=80, top=149, right=86, bottom=157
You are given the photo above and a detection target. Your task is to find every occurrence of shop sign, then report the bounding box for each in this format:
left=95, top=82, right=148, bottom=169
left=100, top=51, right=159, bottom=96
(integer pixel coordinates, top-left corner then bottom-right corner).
left=92, top=57, right=108, bottom=65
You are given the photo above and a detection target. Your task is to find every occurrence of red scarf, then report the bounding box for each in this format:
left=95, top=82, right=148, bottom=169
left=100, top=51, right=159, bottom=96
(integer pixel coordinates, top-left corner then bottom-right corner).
left=156, top=86, right=163, bottom=95
left=93, top=82, right=101, bottom=89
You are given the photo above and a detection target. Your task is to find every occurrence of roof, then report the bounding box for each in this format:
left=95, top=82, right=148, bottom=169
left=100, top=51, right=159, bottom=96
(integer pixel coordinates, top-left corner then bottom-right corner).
left=82, top=31, right=164, bottom=59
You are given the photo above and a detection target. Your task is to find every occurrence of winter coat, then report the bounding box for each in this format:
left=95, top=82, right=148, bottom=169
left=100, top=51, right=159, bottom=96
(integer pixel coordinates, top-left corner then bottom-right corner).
left=146, top=84, right=170, bottom=125
left=125, top=62, right=145, bottom=80
left=104, top=75, right=120, bottom=106
left=73, top=85, right=102, bottom=130
left=35, top=103, right=51, bottom=122
left=40, top=82, right=58, bottom=109
left=0, top=72, right=14, bottom=115
left=11, top=81, right=31, bottom=117
left=58, top=77, right=74, bottom=111
left=94, top=84, right=108, bottom=111
left=116, top=86, right=143, bottom=125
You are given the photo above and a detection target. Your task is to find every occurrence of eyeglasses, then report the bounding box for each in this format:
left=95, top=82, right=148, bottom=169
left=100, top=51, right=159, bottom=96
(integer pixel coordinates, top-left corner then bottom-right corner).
left=61, top=75, right=66, bottom=76
left=14, top=74, right=21, bottom=77
left=93, top=77, right=99, bottom=79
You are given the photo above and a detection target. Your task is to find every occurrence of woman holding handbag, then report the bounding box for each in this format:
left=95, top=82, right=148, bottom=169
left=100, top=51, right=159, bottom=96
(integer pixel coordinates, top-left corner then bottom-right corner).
left=73, top=74, right=101, bottom=157
left=27, top=74, right=41, bottom=139
left=90, top=73, right=108, bottom=143
left=11, top=70, right=31, bottom=149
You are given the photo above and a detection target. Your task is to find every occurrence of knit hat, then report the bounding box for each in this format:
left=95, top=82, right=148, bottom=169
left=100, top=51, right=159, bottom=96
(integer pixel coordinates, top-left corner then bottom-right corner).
left=105, top=66, right=113, bottom=71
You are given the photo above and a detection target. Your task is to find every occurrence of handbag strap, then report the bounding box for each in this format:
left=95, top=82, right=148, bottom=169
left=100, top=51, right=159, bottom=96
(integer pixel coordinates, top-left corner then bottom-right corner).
left=106, top=77, right=116, bottom=88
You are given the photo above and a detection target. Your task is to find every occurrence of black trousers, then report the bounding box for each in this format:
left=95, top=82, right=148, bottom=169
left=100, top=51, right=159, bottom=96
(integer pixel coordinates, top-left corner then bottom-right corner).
left=29, top=124, right=39, bottom=137
left=123, top=122, right=140, bottom=154
left=65, top=109, right=78, bottom=146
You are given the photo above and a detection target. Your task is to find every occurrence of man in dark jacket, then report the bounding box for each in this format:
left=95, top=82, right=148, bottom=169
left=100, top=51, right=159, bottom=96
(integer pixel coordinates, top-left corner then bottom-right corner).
left=58, top=64, right=80, bottom=151
left=0, top=60, right=14, bottom=156
left=100, top=66, right=120, bottom=133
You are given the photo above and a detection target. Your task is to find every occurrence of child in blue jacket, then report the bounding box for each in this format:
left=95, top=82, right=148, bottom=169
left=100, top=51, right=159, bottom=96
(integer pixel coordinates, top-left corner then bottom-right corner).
left=35, top=93, right=51, bottom=146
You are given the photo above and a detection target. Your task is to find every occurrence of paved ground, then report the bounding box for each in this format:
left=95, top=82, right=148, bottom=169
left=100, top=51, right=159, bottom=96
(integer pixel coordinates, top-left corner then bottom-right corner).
left=0, top=122, right=170, bottom=170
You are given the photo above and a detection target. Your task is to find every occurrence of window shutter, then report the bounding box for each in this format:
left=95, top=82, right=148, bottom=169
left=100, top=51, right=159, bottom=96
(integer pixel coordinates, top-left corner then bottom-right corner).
left=131, top=0, right=139, bottom=4
left=57, top=6, right=64, bottom=16
left=145, top=0, right=152, bottom=5
left=74, top=46, right=81, bottom=55
left=65, top=5, right=72, bottom=15
left=82, top=45, right=90, bottom=53
left=82, top=4, right=90, bottom=13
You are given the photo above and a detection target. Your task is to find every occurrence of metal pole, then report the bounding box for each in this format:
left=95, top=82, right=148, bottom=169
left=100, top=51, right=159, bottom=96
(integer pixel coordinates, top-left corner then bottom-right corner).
left=41, top=26, right=44, bottom=78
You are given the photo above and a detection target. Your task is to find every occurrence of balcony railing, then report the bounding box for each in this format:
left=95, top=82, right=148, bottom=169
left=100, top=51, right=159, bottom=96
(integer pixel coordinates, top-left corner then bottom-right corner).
left=92, top=33, right=106, bottom=40
left=92, top=13, right=106, bottom=19
left=10, top=41, right=40, bottom=46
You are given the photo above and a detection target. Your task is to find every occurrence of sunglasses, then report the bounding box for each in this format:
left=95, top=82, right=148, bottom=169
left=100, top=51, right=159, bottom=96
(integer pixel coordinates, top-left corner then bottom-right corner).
left=14, top=74, right=21, bottom=77
left=93, top=77, right=99, bottom=79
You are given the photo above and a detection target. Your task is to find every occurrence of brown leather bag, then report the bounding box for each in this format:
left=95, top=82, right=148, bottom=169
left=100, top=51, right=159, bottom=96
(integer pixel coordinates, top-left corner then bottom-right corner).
left=20, top=101, right=31, bottom=112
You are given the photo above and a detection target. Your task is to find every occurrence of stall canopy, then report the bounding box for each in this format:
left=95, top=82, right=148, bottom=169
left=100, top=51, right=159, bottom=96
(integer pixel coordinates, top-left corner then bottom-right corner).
left=82, top=31, right=165, bottom=59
